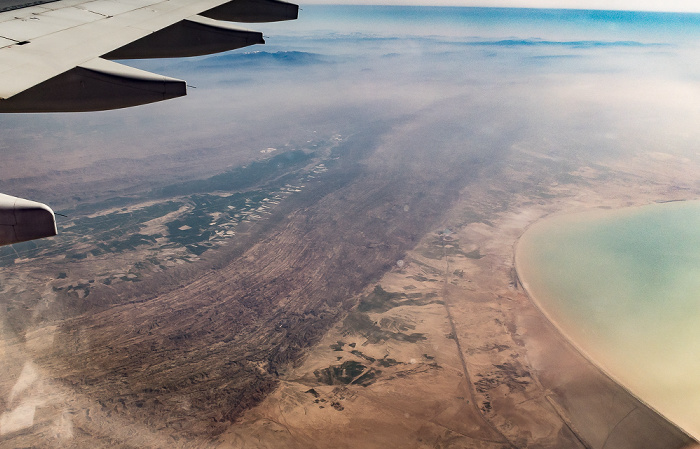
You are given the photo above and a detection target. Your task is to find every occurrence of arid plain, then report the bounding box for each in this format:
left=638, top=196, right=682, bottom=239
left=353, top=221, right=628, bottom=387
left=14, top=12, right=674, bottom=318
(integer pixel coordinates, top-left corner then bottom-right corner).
left=219, top=143, right=700, bottom=449
left=2, top=126, right=699, bottom=448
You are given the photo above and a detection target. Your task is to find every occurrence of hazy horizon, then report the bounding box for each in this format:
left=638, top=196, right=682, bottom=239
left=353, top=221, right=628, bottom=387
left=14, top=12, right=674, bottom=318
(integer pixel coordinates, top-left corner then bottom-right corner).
left=300, top=1, right=700, bottom=14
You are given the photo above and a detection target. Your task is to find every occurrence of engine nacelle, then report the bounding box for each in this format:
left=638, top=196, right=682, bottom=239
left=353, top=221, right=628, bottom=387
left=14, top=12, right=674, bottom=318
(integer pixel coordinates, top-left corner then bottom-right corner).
left=0, top=193, right=57, bottom=246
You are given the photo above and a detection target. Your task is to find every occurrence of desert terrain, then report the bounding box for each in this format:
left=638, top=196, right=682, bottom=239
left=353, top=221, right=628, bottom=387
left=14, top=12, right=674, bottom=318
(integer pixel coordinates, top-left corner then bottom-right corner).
left=1, top=126, right=698, bottom=448
left=2, top=5, right=700, bottom=448
left=219, top=147, right=700, bottom=449
left=0, top=122, right=486, bottom=447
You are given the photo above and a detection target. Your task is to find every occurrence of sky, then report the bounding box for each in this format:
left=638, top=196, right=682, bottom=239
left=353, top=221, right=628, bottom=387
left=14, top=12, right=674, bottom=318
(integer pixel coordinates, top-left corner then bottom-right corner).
left=301, top=0, right=700, bottom=13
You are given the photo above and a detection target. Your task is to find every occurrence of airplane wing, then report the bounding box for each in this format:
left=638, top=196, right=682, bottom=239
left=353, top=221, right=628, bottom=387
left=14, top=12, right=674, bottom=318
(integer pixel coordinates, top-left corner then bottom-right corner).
left=0, top=0, right=298, bottom=245
left=0, top=0, right=298, bottom=113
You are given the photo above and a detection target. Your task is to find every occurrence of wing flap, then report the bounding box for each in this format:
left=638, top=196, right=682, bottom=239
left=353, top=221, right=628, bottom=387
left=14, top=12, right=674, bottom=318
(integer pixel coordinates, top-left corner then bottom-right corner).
left=202, top=0, right=298, bottom=23
left=0, top=57, right=186, bottom=112
left=105, top=15, right=264, bottom=59
left=104, top=16, right=265, bottom=59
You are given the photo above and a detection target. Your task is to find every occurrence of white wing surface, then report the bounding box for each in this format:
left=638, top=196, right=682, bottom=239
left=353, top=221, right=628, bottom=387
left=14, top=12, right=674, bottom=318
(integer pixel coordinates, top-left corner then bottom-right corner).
left=0, top=0, right=297, bottom=112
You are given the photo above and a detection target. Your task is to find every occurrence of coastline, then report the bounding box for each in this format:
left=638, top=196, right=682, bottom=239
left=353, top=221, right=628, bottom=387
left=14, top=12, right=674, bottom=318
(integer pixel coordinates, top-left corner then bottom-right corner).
left=220, top=190, right=699, bottom=448
left=216, top=142, right=700, bottom=449
left=514, top=205, right=699, bottom=442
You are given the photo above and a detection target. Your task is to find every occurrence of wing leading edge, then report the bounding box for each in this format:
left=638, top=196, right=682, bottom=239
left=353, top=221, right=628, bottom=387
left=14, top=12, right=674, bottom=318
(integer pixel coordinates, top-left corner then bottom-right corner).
left=0, top=0, right=297, bottom=246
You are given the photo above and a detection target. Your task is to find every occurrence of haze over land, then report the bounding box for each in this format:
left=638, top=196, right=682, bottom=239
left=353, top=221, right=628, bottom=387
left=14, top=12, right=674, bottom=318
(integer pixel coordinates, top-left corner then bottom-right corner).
left=1, top=5, right=700, bottom=448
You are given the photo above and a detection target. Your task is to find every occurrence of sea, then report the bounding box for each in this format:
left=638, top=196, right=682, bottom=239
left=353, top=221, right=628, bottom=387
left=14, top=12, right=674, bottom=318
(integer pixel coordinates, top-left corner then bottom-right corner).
left=261, top=5, right=700, bottom=44
left=516, top=201, right=700, bottom=438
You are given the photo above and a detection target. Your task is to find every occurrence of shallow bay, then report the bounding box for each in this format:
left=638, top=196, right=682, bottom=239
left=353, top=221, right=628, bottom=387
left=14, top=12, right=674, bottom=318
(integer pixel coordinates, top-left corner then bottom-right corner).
left=517, top=201, right=700, bottom=439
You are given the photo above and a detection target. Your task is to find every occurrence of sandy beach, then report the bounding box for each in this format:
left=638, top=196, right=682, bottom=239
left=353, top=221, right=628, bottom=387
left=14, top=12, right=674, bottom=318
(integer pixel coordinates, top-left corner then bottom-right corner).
left=515, top=203, right=700, bottom=441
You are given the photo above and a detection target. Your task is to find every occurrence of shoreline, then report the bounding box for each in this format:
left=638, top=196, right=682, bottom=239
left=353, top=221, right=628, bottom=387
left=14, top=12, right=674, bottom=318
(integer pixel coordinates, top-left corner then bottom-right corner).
left=221, top=192, right=699, bottom=448
left=513, top=204, right=698, bottom=443
left=217, top=143, right=700, bottom=449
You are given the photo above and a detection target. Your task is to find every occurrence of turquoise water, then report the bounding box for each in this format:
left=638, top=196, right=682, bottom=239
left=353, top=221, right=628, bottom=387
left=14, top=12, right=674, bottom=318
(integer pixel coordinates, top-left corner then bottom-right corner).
left=266, top=5, right=700, bottom=43
left=517, top=201, right=700, bottom=438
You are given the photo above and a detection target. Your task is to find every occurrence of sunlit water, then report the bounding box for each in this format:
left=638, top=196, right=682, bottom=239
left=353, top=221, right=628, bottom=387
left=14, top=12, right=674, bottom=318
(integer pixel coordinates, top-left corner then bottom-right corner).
left=516, top=201, right=700, bottom=438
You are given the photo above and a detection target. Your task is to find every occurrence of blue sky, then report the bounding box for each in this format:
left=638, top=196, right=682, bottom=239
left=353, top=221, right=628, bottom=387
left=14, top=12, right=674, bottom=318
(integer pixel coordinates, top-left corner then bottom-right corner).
left=302, top=0, right=700, bottom=13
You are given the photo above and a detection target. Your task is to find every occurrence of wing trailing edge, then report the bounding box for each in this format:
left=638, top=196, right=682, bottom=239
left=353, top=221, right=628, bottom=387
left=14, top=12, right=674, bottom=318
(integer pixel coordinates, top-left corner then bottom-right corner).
left=0, top=58, right=186, bottom=112
left=104, top=15, right=265, bottom=60
left=201, top=0, right=298, bottom=23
